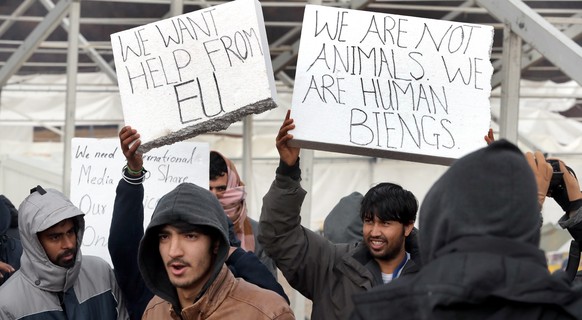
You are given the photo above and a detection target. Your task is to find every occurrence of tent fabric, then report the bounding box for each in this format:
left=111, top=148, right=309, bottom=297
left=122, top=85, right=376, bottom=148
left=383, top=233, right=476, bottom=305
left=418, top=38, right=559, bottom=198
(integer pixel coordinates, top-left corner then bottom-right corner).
left=0, top=72, right=581, bottom=251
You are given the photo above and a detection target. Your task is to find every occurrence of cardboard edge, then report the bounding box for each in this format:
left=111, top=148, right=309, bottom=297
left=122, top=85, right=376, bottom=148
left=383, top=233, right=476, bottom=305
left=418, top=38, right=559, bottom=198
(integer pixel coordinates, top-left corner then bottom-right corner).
left=137, top=98, right=278, bottom=154
left=288, top=139, right=455, bottom=166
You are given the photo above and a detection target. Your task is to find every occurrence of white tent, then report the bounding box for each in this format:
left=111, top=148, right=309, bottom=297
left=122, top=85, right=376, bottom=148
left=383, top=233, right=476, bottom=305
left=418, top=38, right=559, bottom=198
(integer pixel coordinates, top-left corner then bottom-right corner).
left=1, top=73, right=581, bottom=229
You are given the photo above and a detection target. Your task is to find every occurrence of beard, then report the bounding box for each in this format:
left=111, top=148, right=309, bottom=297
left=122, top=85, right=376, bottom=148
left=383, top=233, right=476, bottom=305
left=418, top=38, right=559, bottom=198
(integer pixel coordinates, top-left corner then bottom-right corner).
left=365, top=226, right=406, bottom=261
left=56, top=248, right=77, bottom=269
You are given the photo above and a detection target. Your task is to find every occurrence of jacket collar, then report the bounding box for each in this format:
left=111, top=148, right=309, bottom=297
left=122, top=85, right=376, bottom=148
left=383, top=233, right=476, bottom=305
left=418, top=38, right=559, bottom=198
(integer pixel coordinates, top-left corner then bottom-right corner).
left=176, top=265, right=232, bottom=318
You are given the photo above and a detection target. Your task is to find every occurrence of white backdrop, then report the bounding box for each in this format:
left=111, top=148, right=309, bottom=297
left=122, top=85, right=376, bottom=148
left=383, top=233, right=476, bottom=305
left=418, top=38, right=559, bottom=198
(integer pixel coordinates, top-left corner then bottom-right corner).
left=0, top=73, right=581, bottom=240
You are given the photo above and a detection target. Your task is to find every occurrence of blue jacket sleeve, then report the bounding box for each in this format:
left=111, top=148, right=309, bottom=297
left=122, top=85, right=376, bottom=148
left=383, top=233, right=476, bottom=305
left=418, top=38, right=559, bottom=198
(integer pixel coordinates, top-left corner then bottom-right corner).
left=108, top=178, right=153, bottom=320
left=226, top=247, right=289, bottom=304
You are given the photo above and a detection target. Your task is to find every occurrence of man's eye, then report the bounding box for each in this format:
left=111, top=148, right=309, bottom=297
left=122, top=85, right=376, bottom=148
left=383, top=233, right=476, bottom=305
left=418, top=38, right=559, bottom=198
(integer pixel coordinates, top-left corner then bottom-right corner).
left=158, top=234, right=169, bottom=240
left=185, top=233, right=198, bottom=240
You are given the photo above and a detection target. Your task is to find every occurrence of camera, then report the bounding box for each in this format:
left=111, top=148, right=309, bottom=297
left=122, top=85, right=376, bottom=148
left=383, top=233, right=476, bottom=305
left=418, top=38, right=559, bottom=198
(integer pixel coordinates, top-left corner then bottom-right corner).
left=546, top=159, right=564, bottom=197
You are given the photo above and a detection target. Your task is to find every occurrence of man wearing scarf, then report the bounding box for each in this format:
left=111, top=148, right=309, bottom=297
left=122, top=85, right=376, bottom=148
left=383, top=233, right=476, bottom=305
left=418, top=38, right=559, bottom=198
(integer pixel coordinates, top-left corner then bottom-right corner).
left=209, top=151, right=277, bottom=277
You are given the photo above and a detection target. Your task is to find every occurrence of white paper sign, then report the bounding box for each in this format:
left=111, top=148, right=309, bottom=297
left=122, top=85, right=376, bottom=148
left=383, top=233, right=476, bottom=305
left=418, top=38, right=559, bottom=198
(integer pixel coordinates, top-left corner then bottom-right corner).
left=70, top=138, right=209, bottom=265
left=111, top=0, right=277, bottom=153
left=290, top=5, right=493, bottom=165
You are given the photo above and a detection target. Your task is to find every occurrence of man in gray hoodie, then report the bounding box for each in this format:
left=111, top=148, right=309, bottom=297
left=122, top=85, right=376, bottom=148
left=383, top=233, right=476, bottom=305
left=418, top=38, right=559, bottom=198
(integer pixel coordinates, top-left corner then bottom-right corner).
left=0, top=186, right=128, bottom=319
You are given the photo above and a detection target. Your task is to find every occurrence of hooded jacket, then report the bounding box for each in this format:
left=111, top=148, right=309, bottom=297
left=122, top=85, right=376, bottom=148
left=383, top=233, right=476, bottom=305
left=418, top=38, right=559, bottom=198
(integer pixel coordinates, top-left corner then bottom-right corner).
left=138, top=182, right=293, bottom=320
left=0, top=186, right=128, bottom=319
left=323, top=192, right=364, bottom=244
left=259, top=161, right=418, bottom=320
left=351, top=140, right=582, bottom=320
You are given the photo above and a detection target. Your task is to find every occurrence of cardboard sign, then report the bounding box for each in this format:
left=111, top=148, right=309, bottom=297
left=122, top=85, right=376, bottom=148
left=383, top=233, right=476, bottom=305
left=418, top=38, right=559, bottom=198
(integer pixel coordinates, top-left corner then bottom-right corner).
left=290, top=5, right=493, bottom=165
left=111, top=0, right=277, bottom=153
left=70, top=138, right=209, bottom=265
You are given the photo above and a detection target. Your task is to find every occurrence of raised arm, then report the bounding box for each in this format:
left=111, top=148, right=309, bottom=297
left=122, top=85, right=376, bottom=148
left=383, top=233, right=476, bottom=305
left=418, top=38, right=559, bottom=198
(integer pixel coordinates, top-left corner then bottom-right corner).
left=108, top=126, right=152, bottom=320
left=259, top=110, right=342, bottom=299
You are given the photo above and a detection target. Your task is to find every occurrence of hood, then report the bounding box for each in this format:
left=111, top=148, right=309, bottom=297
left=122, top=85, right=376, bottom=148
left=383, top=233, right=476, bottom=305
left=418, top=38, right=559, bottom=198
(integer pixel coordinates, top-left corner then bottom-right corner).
left=18, top=186, right=85, bottom=292
left=138, top=182, right=229, bottom=310
left=420, top=140, right=540, bottom=265
left=323, top=192, right=363, bottom=244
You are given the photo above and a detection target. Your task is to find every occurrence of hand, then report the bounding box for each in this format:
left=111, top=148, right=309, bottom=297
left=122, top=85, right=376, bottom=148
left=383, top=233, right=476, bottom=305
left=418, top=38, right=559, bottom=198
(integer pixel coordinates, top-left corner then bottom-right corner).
left=555, top=160, right=582, bottom=217
left=484, top=128, right=495, bottom=145
left=0, top=261, right=15, bottom=279
left=525, top=151, right=552, bottom=207
left=119, top=126, right=143, bottom=174
left=276, top=110, right=300, bottom=167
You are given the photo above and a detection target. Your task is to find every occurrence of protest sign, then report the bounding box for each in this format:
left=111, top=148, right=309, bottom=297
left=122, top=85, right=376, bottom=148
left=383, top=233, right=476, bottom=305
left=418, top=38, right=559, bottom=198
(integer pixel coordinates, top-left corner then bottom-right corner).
left=70, top=137, right=209, bottom=265
left=110, top=0, right=276, bottom=153
left=290, top=5, right=494, bottom=165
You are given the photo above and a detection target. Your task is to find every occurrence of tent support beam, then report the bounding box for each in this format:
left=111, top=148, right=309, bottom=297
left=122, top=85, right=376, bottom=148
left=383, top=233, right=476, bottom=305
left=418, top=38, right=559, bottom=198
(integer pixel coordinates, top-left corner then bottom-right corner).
left=477, top=0, right=582, bottom=87
left=39, top=0, right=118, bottom=84
left=499, top=26, right=521, bottom=145
left=63, top=0, right=80, bottom=196
left=0, top=0, right=72, bottom=87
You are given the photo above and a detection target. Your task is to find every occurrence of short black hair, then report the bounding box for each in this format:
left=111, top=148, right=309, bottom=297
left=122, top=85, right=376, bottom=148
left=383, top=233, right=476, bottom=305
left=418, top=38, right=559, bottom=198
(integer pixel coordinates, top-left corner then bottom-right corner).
left=209, top=151, right=227, bottom=181
left=360, top=183, right=417, bottom=225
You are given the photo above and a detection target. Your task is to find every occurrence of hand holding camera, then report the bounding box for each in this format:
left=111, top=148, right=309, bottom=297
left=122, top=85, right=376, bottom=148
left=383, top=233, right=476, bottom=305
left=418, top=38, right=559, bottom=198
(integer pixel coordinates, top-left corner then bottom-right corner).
left=548, top=159, right=582, bottom=215
left=525, top=151, right=553, bottom=207
left=526, top=151, right=582, bottom=214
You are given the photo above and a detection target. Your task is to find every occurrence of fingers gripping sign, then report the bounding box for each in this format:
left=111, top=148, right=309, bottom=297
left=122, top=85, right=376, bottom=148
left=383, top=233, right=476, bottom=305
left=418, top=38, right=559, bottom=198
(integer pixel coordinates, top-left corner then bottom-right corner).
left=119, top=126, right=144, bottom=175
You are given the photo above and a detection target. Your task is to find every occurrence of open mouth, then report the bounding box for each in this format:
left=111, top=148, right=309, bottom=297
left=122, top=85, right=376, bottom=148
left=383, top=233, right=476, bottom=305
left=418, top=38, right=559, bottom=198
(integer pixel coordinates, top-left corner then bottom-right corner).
left=369, top=239, right=386, bottom=250
left=170, top=263, right=188, bottom=276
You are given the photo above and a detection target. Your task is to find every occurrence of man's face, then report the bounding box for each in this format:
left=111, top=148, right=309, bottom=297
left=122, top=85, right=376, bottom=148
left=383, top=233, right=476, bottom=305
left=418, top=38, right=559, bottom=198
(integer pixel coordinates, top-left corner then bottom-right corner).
left=158, top=225, right=218, bottom=293
left=209, top=174, right=228, bottom=199
left=363, top=215, right=413, bottom=262
left=37, top=218, right=78, bottom=268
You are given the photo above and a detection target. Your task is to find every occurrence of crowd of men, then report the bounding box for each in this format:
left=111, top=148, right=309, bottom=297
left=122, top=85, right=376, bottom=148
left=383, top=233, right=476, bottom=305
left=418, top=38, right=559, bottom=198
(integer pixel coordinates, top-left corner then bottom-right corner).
left=1, top=110, right=582, bottom=319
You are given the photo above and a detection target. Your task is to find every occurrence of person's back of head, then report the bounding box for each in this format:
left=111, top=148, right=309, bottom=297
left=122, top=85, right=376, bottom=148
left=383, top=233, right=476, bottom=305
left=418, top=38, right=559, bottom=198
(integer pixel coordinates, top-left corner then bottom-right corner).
left=139, top=182, right=229, bottom=310
left=323, top=192, right=364, bottom=244
left=419, top=140, right=541, bottom=265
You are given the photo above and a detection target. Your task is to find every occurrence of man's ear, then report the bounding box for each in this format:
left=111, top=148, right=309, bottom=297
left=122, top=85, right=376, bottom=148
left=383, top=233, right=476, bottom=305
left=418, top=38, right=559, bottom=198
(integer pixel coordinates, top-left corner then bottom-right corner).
left=404, top=222, right=414, bottom=237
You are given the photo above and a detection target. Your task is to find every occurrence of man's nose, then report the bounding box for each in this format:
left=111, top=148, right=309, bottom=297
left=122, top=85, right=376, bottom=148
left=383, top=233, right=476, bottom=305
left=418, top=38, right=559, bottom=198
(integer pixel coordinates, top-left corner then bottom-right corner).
left=62, top=234, right=75, bottom=249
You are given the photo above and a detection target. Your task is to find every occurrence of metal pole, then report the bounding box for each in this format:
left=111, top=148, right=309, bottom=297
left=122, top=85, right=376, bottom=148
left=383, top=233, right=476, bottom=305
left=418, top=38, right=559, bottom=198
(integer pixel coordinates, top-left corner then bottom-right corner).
left=242, top=116, right=253, bottom=213
left=499, top=25, right=522, bottom=144
left=62, top=0, right=80, bottom=196
left=170, top=0, right=184, bottom=16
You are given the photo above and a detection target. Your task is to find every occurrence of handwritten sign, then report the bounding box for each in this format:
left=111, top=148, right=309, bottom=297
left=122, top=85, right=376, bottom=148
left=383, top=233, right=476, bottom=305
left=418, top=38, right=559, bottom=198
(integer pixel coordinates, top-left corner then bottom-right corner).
left=110, top=0, right=277, bottom=153
left=290, top=5, right=493, bottom=165
left=70, top=138, right=209, bottom=265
